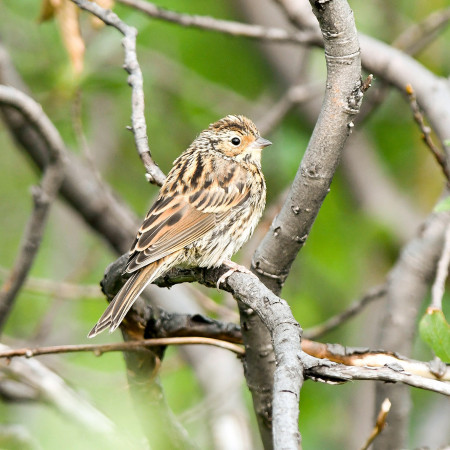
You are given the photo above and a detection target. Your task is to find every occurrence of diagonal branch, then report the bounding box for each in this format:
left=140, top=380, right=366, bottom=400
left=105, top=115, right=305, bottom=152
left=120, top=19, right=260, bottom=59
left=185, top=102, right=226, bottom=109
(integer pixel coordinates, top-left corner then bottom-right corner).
left=252, top=0, right=362, bottom=292
left=0, top=86, right=66, bottom=333
left=70, top=0, right=166, bottom=186
left=405, top=83, right=450, bottom=182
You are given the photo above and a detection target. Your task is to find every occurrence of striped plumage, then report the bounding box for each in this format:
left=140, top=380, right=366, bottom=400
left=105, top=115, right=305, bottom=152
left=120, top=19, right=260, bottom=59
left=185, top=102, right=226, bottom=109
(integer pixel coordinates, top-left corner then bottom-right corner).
left=88, top=115, right=271, bottom=338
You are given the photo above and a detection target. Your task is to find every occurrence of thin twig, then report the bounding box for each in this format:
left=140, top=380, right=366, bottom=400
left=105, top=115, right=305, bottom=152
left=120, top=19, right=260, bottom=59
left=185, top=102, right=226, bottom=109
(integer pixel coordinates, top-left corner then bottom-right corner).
left=71, top=0, right=166, bottom=186
left=406, top=83, right=450, bottom=182
left=116, top=0, right=320, bottom=45
left=0, top=86, right=66, bottom=333
left=303, top=285, right=386, bottom=339
left=431, top=223, right=450, bottom=310
left=360, top=398, right=391, bottom=450
left=0, top=336, right=245, bottom=359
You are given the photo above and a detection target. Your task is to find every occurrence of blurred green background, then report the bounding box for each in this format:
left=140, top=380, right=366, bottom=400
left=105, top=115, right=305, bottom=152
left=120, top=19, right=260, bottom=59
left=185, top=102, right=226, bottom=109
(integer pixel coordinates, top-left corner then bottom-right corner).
left=0, top=0, right=449, bottom=448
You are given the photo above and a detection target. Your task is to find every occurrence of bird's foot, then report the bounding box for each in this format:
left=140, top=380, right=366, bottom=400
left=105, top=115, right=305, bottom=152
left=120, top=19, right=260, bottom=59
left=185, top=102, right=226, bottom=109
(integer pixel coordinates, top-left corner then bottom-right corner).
left=216, top=260, right=254, bottom=290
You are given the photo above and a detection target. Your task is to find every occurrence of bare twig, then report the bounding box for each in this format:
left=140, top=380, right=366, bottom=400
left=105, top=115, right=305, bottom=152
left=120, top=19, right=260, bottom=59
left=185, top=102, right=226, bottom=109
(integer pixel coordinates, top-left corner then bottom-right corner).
left=116, top=0, right=320, bottom=45
left=431, top=223, right=450, bottom=310
left=360, top=398, right=391, bottom=450
left=0, top=86, right=66, bottom=333
left=406, top=84, right=450, bottom=182
left=0, top=336, right=244, bottom=359
left=71, top=0, right=166, bottom=186
left=303, top=285, right=386, bottom=340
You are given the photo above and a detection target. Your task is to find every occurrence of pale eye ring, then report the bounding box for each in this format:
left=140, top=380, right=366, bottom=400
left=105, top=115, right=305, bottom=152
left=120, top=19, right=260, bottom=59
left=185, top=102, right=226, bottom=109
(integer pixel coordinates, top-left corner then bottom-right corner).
left=231, top=137, right=241, bottom=146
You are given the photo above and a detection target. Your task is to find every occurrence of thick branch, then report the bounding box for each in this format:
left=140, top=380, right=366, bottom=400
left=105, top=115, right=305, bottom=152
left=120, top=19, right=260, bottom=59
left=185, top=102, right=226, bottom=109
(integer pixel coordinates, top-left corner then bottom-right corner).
left=0, top=86, right=66, bottom=333
left=252, top=0, right=362, bottom=292
left=103, top=254, right=303, bottom=449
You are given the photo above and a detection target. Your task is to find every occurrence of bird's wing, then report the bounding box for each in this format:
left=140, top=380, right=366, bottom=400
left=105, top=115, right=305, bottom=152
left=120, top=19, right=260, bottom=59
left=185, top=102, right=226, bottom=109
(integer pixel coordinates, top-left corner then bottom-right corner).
left=126, top=165, right=250, bottom=273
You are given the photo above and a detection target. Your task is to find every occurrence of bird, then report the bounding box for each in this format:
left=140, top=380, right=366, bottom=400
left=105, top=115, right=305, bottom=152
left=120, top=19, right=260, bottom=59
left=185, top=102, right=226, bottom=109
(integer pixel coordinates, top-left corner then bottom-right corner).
left=88, top=115, right=271, bottom=338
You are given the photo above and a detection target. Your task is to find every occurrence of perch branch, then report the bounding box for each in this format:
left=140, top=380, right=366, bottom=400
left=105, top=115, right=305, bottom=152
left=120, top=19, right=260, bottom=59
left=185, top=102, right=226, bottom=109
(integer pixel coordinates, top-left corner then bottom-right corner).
left=102, top=254, right=303, bottom=449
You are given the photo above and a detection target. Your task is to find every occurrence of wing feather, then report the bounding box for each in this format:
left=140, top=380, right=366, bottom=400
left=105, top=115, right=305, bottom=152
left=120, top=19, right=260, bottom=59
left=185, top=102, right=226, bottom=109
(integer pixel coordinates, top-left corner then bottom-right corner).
left=126, top=157, right=251, bottom=273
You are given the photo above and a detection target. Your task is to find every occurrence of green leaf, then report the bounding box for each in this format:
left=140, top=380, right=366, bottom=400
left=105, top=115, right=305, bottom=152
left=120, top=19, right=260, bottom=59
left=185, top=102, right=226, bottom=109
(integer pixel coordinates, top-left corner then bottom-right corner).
left=434, top=197, right=450, bottom=213
left=419, top=308, right=450, bottom=362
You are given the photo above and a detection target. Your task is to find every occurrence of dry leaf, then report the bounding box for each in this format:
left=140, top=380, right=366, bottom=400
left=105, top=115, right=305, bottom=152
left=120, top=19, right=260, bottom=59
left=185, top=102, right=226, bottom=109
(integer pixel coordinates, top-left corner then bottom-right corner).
left=55, top=0, right=85, bottom=75
left=38, top=0, right=115, bottom=75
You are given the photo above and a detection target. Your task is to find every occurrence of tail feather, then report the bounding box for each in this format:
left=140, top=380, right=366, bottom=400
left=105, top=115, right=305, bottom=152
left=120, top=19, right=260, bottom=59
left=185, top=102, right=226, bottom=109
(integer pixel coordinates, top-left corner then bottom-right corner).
left=88, top=257, right=173, bottom=338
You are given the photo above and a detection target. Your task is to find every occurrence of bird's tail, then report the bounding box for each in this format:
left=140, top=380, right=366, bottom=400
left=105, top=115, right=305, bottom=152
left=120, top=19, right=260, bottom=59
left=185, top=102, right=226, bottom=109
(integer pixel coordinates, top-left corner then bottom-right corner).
left=88, top=257, right=172, bottom=338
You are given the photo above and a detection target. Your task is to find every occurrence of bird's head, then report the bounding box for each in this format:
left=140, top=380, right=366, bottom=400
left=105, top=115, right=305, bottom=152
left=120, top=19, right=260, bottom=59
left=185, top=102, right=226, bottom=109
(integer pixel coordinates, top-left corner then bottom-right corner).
left=200, top=115, right=271, bottom=164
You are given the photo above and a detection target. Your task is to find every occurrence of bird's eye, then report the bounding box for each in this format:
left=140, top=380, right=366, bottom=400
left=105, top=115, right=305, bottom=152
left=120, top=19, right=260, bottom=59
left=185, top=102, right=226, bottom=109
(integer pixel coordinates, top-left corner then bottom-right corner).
left=231, top=137, right=241, bottom=146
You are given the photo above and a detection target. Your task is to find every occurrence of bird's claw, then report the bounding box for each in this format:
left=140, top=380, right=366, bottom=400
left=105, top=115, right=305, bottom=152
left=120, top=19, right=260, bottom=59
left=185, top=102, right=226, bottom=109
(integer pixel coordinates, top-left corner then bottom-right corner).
left=216, top=261, right=254, bottom=290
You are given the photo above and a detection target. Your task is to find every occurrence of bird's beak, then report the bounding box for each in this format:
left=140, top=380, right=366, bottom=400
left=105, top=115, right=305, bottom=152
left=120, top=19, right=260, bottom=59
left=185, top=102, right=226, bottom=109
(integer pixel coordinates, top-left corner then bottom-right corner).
left=255, top=136, right=272, bottom=149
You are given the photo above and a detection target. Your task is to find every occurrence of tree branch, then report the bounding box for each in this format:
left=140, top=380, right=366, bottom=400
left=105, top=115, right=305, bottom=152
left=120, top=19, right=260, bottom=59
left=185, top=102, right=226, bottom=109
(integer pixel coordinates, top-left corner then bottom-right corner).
left=116, top=0, right=320, bottom=45
left=405, top=83, right=450, bottom=182
left=0, top=86, right=66, bottom=333
left=70, top=0, right=166, bottom=186
left=0, top=336, right=244, bottom=358
left=302, top=354, right=450, bottom=396
left=102, top=253, right=303, bottom=449
left=375, top=208, right=450, bottom=449
left=252, top=0, right=363, bottom=290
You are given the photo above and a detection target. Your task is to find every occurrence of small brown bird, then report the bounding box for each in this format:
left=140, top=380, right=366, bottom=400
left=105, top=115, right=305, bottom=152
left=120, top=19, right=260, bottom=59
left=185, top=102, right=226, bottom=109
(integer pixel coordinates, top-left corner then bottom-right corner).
left=88, top=115, right=271, bottom=338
